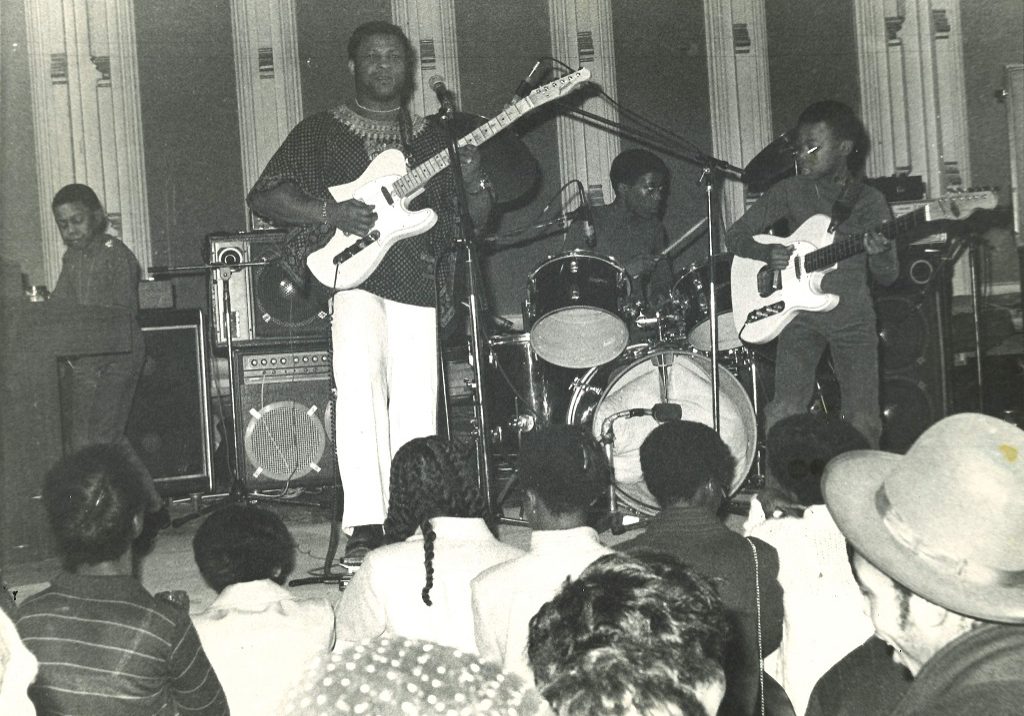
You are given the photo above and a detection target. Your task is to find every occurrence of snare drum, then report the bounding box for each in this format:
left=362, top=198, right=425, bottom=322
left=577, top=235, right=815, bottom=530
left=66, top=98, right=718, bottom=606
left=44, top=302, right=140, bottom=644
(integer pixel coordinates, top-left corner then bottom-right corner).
left=525, top=250, right=632, bottom=369
left=567, top=346, right=757, bottom=514
left=672, top=253, right=742, bottom=352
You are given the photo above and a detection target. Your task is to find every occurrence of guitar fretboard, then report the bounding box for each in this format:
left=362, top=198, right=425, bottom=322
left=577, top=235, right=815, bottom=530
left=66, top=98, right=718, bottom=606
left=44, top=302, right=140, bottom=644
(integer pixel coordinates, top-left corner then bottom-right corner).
left=804, top=205, right=929, bottom=273
left=391, top=70, right=587, bottom=201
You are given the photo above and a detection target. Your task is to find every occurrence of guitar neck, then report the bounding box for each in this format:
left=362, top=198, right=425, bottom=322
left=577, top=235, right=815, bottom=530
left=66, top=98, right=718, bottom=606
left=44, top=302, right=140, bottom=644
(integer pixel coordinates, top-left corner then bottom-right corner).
left=393, top=105, right=529, bottom=200
left=804, top=205, right=928, bottom=272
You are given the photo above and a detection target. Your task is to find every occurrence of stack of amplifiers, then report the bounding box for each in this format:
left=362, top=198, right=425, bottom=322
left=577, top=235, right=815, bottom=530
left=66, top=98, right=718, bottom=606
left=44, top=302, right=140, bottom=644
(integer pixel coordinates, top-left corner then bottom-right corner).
left=207, top=231, right=338, bottom=488
left=208, top=230, right=330, bottom=346
left=874, top=227, right=954, bottom=453
left=233, top=346, right=336, bottom=489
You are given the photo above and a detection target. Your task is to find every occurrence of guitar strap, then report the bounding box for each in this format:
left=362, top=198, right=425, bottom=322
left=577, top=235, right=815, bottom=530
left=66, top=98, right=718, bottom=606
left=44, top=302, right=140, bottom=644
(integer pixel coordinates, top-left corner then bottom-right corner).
left=828, top=178, right=864, bottom=233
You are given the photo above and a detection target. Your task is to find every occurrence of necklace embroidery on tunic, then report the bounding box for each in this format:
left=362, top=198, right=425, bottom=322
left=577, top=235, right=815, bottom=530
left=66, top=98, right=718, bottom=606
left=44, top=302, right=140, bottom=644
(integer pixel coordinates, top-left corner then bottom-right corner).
left=331, top=105, right=426, bottom=161
left=354, top=99, right=400, bottom=114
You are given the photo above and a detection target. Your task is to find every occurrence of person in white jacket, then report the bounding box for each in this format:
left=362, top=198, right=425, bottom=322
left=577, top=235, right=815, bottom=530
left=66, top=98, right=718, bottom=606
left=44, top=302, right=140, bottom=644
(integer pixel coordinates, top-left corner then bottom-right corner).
left=335, top=437, right=523, bottom=652
left=191, top=504, right=336, bottom=716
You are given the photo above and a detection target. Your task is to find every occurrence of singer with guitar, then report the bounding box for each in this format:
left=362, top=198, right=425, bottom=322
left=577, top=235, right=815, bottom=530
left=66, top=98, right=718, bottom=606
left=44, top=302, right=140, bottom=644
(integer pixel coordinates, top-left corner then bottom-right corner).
left=724, top=100, right=897, bottom=461
left=566, top=148, right=675, bottom=304
left=247, top=21, right=493, bottom=563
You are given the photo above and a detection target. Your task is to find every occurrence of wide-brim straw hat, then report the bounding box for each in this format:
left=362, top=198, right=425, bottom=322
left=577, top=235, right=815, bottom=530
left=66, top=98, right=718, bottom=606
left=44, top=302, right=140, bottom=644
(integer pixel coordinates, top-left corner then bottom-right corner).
left=822, top=413, right=1024, bottom=623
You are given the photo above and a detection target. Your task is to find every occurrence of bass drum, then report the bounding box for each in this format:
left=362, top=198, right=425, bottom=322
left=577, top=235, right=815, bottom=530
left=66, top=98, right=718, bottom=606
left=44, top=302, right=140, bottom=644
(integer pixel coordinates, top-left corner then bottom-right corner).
left=567, top=347, right=757, bottom=515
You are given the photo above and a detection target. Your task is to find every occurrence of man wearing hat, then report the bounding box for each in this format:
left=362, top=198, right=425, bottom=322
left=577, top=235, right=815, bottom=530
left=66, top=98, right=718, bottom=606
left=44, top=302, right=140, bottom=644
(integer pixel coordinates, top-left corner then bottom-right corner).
left=821, top=413, right=1024, bottom=714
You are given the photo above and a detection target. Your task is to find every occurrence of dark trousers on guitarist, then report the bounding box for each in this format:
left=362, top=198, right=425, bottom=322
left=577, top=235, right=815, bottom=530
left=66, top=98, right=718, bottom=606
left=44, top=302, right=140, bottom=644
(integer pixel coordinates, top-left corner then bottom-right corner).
left=765, top=294, right=882, bottom=448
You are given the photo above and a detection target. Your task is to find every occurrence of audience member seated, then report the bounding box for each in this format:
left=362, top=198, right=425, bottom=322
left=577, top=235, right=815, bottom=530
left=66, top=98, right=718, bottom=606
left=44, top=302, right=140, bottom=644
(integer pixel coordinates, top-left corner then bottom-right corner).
left=528, top=551, right=729, bottom=716
left=16, top=445, right=227, bottom=715
left=284, top=636, right=552, bottom=715
left=742, top=413, right=874, bottom=714
left=817, top=413, right=1024, bottom=715
left=0, top=605, right=36, bottom=715
left=191, top=503, right=336, bottom=716
left=616, top=420, right=788, bottom=716
left=336, top=436, right=523, bottom=652
left=472, top=425, right=612, bottom=684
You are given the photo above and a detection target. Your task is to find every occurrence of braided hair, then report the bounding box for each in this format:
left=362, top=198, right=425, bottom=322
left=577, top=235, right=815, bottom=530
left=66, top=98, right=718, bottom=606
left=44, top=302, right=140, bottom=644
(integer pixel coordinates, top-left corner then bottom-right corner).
left=383, top=436, right=491, bottom=605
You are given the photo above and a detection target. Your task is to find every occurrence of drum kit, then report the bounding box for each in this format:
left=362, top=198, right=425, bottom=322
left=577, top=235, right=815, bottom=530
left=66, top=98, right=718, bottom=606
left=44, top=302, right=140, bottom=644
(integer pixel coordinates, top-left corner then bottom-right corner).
left=455, top=116, right=800, bottom=524
left=484, top=247, right=762, bottom=520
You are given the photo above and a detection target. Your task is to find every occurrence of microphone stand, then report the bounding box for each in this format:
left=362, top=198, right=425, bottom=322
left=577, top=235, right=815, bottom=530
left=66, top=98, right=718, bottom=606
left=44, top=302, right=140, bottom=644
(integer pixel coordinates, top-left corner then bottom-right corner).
left=698, top=164, right=724, bottom=433
left=566, top=105, right=742, bottom=437
left=435, top=96, right=496, bottom=513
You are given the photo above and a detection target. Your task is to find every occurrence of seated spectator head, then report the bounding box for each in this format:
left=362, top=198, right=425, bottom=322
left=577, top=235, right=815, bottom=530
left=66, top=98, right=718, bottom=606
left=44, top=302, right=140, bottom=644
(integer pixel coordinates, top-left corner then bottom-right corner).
left=383, top=436, right=490, bottom=606
left=639, top=420, right=735, bottom=511
left=51, top=183, right=108, bottom=248
left=767, top=413, right=869, bottom=506
left=517, top=425, right=609, bottom=530
left=824, top=414, right=1024, bottom=678
left=528, top=551, right=728, bottom=715
left=192, top=504, right=296, bottom=593
left=42, top=444, right=150, bottom=571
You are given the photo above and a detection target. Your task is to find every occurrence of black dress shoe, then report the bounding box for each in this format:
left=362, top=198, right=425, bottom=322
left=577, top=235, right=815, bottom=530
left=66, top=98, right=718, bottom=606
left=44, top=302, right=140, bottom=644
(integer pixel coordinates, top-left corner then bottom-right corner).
left=343, top=524, right=384, bottom=564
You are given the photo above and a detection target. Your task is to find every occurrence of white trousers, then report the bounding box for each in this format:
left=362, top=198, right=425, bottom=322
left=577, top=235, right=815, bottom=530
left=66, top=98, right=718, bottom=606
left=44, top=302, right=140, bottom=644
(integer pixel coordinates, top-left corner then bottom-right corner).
left=331, top=290, right=438, bottom=529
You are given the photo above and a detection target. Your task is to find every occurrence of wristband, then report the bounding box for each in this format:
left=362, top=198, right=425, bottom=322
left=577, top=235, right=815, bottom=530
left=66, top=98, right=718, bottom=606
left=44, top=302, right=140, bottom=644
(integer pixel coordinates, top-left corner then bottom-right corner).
left=320, top=200, right=329, bottom=224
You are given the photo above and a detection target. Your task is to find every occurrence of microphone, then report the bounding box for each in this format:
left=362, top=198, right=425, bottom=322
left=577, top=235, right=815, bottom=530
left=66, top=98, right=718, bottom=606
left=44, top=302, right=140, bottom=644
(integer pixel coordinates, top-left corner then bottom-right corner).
left=651, top=403, right=683, bottom=422
left=428, top=75, right=453, bottom=110
left=599, top=403, right=682, bottom=442
left=574, top=182, right=596, bottom=249
left=509, top=59, right=546, bottom=104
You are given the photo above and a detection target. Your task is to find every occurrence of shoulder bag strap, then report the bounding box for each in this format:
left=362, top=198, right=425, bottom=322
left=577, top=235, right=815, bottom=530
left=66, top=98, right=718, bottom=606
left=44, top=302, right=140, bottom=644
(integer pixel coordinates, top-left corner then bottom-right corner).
left=745, top=536, right=766, bottom=716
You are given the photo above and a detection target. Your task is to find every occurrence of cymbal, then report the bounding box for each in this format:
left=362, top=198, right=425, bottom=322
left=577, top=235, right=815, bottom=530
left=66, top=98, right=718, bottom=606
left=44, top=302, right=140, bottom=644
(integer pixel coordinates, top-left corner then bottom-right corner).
left=445, top=111, right=540, bottom=205
left=742, top=132, right=796, bottom=192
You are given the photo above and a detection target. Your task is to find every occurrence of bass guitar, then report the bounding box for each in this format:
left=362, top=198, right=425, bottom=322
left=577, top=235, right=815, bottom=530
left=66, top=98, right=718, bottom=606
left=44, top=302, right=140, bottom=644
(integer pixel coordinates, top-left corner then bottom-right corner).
left=730, top=188, right=997, bottom=344
left=306, top=68, right=591, bottom=290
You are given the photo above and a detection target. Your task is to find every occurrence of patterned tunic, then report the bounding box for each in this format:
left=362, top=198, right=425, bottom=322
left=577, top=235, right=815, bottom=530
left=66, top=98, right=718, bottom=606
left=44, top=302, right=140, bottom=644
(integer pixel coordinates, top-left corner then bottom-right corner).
left=249, top=106, right=461, bottom=323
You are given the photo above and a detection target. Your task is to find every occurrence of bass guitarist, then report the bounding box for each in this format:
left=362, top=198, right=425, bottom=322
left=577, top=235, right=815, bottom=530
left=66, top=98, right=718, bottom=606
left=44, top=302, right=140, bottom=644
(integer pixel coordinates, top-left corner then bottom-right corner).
left=248, top=20, right=493, bottom=562
left=724, top=100, right=897, bottom=457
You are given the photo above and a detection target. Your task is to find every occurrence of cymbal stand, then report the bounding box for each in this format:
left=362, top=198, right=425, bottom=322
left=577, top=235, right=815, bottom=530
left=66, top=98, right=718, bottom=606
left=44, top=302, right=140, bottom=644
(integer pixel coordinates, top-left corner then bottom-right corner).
left=435, top=95, right=496, bottom=513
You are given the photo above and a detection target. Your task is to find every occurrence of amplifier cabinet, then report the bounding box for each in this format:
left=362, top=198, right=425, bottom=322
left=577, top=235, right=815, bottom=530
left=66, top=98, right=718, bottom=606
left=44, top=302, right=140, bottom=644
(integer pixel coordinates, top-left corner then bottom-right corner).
left=208, top=230, right=330, bottom=346
left=126, top=309, right=215, bottom=496
left=232, top=345, right=337, bottom=489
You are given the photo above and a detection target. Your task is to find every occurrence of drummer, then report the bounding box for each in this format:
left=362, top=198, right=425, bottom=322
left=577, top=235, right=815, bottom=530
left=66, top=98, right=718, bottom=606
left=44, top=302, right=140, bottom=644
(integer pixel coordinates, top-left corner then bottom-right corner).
left=566, top=148, right=674, bottom=304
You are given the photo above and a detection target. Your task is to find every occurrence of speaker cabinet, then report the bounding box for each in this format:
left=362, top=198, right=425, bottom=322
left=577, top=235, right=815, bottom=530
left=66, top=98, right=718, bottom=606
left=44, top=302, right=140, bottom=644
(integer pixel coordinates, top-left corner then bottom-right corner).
left=208, top=230, right=331, bottom=346
left=233, top=345, right=336, bottom=488
left=126, top=309, right=214, bottom=496
left=874, top=241, right=953, bottom=452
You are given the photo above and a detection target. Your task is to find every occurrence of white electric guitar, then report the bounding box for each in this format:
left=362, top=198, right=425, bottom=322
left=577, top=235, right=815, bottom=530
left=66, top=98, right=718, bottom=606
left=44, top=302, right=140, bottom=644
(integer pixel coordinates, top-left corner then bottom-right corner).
left=306, top=68, right=591, bottom=290
left=731, top=188, right=997, bottom=345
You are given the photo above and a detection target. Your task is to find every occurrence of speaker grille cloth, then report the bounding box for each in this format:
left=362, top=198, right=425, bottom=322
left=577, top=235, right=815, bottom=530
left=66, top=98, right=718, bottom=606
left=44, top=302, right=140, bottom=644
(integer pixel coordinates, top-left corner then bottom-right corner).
left=243, top=401, right=328, bottom=481
left=254, top=263, right=327, bottom=328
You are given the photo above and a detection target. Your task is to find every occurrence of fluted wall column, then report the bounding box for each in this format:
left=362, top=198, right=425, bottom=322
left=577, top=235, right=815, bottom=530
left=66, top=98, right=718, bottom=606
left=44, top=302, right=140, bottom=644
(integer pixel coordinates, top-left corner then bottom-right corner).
left=549, top=0, right=620, bottom=206
left=854, top=0, right=971, bottom=194
left=392, top=0, right=460, bottom=118
left=24, top=0, right=151, bottom=285
left=703, top=0, right=773, bottom=230
left=230, top=0, right=303, bottom=225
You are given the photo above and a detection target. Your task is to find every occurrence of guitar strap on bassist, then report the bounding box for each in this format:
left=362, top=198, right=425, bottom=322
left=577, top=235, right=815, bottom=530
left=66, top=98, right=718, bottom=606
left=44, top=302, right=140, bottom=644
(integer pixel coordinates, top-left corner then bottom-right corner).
left=828, top=178, right=864, bottom=233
